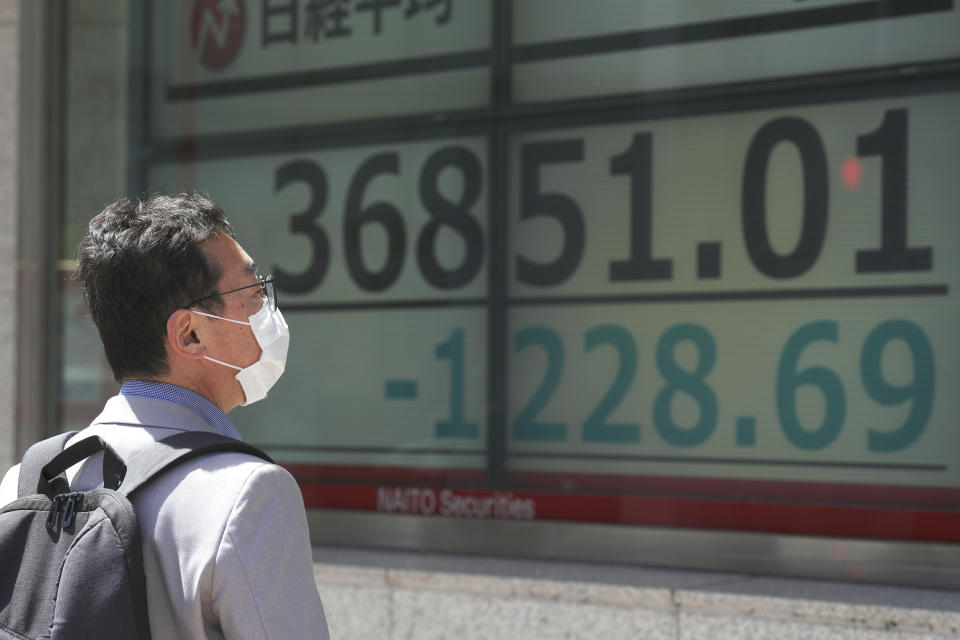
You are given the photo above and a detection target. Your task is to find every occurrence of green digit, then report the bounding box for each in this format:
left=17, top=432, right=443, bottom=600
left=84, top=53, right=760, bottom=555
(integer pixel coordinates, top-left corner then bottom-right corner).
left=862, top=320, right=934, bottom=452
left=653, top=324, right=717, bottom=447
left=777, top=321, right=845, bottom=450
left=435, top=329, right=477, bottom=438
left=512, top=326, right=566, bottom=441
left=583, top=325, right=640, bottom=443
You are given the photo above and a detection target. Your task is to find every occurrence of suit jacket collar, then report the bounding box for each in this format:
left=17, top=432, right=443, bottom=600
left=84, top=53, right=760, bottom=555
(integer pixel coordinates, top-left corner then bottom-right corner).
left=91, top=394, right=243, bottom=440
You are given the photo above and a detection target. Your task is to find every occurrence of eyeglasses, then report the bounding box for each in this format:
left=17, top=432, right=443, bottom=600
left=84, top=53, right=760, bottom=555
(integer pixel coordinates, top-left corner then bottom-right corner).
left=186, top=274, right=277, bottom=311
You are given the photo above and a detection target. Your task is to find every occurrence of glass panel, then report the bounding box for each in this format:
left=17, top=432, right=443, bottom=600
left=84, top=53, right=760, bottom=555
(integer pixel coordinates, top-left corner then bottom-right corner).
left=150, top=1, right=492, bottom=137
left=58, top=3, right=128, bottom=428
left=53, top=0, right=960, bottom=555
left=512, top=0, right=960, bottom=103
left=146, top=138, right=489, bottom=473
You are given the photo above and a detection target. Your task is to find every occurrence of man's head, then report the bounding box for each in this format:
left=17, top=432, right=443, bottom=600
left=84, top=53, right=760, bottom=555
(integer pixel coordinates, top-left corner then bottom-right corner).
left=77, top=194, right=233, bottom=382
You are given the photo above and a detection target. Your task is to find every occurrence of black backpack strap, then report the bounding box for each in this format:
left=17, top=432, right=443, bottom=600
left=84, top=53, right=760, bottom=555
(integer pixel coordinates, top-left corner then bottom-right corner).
left=118, top=430, right=274, bottom=497
left=18, top=431, right=78, bottom=498
left=41, top=436, right=127, bottom=492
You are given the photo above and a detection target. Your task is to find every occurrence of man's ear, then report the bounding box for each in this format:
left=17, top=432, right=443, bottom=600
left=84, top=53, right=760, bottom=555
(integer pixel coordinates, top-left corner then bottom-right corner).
left=166, top=309, right=205, bottom=360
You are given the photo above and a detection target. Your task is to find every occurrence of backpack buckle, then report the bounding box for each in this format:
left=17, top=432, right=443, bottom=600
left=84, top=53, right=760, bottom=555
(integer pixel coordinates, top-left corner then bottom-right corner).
left=60, top=495, right=78, bottom=529
left=46, top=493, right=81, bottom=531
left=46, top=495, right=63, bottom=531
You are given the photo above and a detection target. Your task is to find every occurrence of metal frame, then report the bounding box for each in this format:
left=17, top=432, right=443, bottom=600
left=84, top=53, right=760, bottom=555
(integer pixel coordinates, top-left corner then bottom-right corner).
left=127, top=0, right=150, bottom=196
left=308, top=509, right=960, bottom=590
left=16, top=0, right=65, bottom=456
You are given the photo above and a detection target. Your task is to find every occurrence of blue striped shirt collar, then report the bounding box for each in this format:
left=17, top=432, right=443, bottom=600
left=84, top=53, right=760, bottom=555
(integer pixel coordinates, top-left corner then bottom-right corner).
left=119, top=380, right=242, bottom=440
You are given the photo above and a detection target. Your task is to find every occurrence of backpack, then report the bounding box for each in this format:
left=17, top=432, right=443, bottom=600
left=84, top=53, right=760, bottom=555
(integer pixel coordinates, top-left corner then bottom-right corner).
left=0, top=430, right=273, bottom=640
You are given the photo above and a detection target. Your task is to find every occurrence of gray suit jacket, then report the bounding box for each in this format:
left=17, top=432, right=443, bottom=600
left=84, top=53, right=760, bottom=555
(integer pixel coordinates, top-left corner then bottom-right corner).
left=0, top=394, right=330, bottom=640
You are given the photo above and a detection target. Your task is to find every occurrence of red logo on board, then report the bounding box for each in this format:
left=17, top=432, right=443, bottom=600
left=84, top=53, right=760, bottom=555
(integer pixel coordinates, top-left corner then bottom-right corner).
left=191, top=0, right=246, bottom=70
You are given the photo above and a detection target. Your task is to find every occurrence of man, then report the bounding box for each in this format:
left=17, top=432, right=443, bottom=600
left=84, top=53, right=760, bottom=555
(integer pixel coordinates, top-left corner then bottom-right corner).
left=0, top=194, right=330, bottom=639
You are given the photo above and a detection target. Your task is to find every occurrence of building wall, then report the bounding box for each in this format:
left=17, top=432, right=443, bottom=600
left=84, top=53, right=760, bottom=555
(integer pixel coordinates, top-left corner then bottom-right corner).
left=0, top=0, right=19, bottom=471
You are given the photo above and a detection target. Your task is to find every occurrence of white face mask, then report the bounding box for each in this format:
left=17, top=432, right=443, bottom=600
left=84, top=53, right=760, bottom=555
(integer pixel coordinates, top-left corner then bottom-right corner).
left=191, top=299, right=290, bottom=405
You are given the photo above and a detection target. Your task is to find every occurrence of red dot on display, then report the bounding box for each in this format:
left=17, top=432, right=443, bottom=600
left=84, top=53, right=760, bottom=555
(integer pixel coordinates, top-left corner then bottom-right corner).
left=841, top=157, right=863, bottom=189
